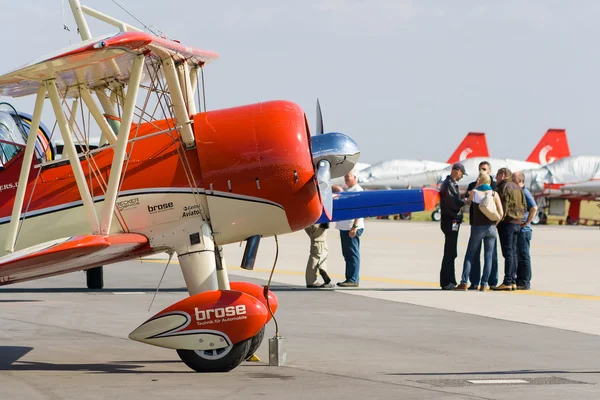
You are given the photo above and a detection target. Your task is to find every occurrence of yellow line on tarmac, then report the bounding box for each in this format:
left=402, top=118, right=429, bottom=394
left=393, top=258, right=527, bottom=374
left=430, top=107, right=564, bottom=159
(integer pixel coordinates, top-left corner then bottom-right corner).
left=139, top=258, right=600, bottom=301
left=363, top=236, right=600, bottom=252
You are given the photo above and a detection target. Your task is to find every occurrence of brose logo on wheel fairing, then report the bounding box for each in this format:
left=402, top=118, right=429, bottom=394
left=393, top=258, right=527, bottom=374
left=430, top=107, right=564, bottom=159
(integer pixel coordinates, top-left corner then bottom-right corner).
left=194, top=305, right=247, bottom=325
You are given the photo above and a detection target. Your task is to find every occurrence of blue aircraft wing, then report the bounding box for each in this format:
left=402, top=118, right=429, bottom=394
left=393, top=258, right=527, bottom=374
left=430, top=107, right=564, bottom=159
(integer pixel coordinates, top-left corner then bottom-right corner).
left=315, top=188, right=439, bottom=223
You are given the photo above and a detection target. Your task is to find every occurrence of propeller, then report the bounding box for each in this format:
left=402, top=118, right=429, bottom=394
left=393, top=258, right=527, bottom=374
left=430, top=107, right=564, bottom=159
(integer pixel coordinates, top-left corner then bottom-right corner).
left=310, top=99, right=360, bottom=219
left=316, top=98, right=324, bottom=135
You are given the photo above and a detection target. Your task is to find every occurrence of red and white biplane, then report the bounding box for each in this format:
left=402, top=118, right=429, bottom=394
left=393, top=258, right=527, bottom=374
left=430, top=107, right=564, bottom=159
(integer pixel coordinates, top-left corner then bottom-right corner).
left=0, top=1, right=437, bottom=372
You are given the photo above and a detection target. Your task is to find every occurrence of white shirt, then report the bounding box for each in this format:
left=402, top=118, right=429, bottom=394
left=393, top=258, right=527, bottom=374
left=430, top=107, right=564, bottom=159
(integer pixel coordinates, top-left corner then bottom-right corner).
left=335, top=183, right=365, bottom=231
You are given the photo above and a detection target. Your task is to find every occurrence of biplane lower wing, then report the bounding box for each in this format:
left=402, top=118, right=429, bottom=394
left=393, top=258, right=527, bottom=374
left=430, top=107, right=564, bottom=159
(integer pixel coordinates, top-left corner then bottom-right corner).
left=0, top=234, right=152, bottom=286
left=315, top=188, right=439, bottom=224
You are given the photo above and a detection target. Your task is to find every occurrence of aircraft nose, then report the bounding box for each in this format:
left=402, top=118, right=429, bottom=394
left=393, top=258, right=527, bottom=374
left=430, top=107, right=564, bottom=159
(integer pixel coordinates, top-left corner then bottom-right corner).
left=310, top=131, right=360, bottom=219
left=310, top=132, right=360, bottom=179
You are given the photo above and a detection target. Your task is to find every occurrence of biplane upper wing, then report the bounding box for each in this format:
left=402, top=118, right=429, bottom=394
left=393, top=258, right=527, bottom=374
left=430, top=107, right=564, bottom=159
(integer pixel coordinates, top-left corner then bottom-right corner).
left=315, top=188, right=439, bottom=224
left=0, top=234, right=152, bottom=286
left=0, top=31, right=219, bottom=98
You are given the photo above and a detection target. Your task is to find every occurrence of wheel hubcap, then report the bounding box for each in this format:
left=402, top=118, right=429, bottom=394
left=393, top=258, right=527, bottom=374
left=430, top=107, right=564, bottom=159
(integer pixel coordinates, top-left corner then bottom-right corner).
left=194, top=345, right=233, bottom=360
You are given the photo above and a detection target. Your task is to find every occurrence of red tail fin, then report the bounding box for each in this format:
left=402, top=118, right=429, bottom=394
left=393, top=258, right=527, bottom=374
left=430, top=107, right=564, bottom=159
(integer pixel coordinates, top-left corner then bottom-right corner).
left=526, top=129, right=570, bottom=165
left=446, top=132, right=490, bottom=164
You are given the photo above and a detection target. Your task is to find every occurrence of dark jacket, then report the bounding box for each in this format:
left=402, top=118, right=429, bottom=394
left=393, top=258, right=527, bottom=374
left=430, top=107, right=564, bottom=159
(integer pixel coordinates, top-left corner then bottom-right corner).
left=466, top=177, right=497, bottom=225
left=440, top=175, right=465, bottom=221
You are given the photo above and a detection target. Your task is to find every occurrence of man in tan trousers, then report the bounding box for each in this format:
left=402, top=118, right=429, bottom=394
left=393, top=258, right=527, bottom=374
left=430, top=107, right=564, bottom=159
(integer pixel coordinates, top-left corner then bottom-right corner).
left=305, top=223, right=334, bottom=288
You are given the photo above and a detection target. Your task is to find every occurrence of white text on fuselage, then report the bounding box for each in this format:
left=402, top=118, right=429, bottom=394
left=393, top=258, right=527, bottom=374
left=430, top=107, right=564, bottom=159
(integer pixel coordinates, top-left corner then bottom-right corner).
left=0, top=182, right=18, bottom=192
left=194, top=305, right=247, bottom=325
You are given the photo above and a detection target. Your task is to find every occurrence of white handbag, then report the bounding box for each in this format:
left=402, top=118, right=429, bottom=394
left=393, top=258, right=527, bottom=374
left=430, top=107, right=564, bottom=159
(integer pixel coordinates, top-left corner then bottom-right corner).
left=476, top=190, right=501, bottom=221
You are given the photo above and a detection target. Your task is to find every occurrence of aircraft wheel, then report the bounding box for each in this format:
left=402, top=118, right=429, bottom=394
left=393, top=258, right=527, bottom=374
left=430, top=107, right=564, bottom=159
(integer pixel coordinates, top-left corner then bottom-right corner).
left=431, top=208, right=441, bottom=222
left=400, top=213, right=411, bottom=220
left=177, top=337, right=252, bottom=373
left=86, top=266, right=104, bottom=289
left=245, top=325, right=265, bottom=360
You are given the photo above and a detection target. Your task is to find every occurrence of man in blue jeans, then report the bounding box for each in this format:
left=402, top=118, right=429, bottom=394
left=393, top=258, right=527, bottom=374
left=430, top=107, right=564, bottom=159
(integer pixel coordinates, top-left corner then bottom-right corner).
left=493, top=168, right=526, bottom=291
left=335, top=169, right=364, bottom=287
left=465, top=161, right=499, bottom=289
left=512, top=171, right=538, bottom=290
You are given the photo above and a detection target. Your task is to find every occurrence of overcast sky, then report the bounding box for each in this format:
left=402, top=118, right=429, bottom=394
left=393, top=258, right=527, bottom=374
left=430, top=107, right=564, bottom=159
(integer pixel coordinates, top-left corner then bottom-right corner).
left=1, top=0, right=599, bottom=164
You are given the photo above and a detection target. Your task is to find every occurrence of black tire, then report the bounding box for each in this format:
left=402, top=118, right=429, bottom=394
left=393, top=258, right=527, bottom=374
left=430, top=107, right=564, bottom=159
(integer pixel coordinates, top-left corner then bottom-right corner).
left=431, top=208, right=441, bottom=222
left=177, top=337, right=252, bottom=373
left=245, top=325, right=265, bottom=360
left=400, top=213, right=411, bottom=220
left=86, top=266, right=104, bottom=289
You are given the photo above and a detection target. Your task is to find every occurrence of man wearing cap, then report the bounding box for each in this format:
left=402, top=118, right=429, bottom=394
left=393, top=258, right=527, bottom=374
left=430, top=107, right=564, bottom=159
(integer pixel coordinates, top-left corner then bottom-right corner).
left=439, top=162, right=467, bottom=290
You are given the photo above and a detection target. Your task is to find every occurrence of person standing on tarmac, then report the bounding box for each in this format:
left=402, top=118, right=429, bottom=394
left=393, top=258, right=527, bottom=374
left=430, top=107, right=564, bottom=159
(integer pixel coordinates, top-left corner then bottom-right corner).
left=304, top=223, right=334, bottom=288
left=512, top=171, right=537, bottom=290
left=439, top=162, right=467, bottom=290
left=464, top=161, right=499, bottom=290
left=493, top=168, right=526, bottom=291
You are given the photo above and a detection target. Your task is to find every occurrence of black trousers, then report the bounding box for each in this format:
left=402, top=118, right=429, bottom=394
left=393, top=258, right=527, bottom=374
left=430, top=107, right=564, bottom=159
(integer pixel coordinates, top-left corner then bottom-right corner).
left=440, top=218, right=460, bottom=288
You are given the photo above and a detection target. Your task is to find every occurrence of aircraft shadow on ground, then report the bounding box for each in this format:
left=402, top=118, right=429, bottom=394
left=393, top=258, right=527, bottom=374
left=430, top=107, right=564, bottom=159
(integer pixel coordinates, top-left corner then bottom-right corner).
left=0, top=346, right=267, bottom=374
left=0, top=299, right=42, bottom=302
left=0, top=346, right=182, bottom=374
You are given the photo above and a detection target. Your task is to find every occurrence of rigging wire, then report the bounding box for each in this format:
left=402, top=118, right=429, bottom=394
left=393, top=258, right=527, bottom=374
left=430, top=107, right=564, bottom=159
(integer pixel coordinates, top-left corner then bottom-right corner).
left=111, top=0, right=169, bottom=38
left=148, top=251, right=174, bottom=312
left=264, top=235, right=280, bottom=337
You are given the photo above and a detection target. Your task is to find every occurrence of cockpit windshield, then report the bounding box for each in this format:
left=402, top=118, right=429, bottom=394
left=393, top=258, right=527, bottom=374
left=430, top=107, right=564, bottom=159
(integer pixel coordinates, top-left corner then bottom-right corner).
left=0, top=111, right=26, bottom=168
left=0, top=103, right=55, bottom=168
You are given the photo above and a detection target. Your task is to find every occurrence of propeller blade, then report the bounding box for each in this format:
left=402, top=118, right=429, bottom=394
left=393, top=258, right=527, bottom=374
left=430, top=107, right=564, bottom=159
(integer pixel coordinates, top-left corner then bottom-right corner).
left=316, top=159, right=333, bottom=219
left=316, top=98, right=324, bottom=135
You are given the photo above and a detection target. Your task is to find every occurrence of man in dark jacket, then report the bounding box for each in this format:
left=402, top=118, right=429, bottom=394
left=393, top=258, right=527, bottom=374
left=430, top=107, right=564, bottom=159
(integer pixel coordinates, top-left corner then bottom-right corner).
left=439, top=162, right=467, bottom=290
left=493, top=167, right=526, bottom=291
left=464, top=161, right=499, bottom=289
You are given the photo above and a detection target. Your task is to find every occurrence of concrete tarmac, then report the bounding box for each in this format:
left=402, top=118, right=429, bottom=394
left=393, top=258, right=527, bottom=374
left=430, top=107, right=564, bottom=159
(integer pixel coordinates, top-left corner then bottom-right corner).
left=1, top=220, right=599, bottom=399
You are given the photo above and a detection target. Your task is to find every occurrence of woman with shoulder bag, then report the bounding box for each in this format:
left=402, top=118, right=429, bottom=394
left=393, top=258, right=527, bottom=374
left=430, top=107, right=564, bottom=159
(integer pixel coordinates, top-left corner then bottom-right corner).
left=455, top=171, right=504, bottom=291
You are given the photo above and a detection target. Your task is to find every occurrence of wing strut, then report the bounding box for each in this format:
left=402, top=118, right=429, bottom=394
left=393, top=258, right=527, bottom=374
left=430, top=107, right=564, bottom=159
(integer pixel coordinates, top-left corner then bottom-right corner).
left=68, top=0, right=92, bottom=40
left=4, top=84, right=47, bottom=253
left=79, top=87, right=118, bottom=145
left=47, top=79, right=101, bottom=234
left=98, top=54, right=145, bottom=235
left=178, top=62, right=197, bottom=115
left=162, top=57, right=195, bottom=148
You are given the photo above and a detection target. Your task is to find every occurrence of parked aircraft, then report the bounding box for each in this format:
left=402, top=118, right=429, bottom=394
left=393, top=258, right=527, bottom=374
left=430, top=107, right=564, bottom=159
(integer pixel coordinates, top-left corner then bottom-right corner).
left=0, top=0, right=436, bottom=373
left=520, top=155, right=600, bottom=224
left=360, top=129, right=570, bottom=191
left=329, top=132, right=489, bottom=189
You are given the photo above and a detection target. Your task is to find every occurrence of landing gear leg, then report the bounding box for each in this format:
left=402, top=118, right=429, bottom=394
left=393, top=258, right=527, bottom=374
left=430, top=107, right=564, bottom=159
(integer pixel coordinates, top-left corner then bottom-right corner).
left=86, top=266, right=104, bottom=289
left=215, top=245, right=230, bottom=290
left=177, top=224, right=219, bottom=296
left=174, top=224, right=252, bottom=372
left=215, top=244, right=264, bottom=361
